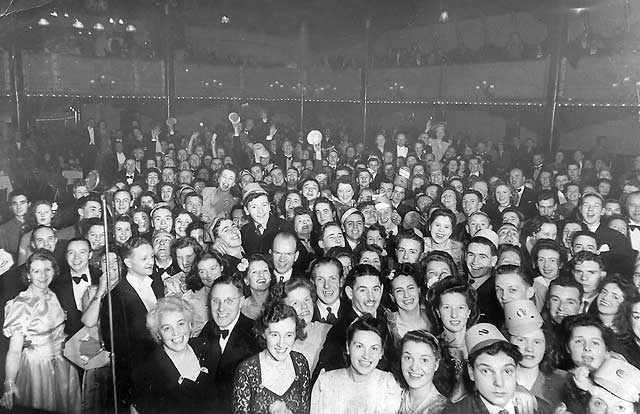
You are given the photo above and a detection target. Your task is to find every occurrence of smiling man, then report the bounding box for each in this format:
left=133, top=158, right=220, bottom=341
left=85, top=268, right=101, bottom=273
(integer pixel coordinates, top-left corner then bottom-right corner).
left=314, top=264, right=386, bottom=379
left=466, top=233, right=503, bottom=326
left=102, top=237, right=164, bottom=406
left=199, top=275, right=257, bottom=414
left=241, top=183, right=292, bottom=255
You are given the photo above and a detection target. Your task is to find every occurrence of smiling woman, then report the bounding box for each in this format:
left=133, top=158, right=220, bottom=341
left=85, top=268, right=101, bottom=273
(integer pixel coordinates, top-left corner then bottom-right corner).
left=310, top=314, right=402, bottom=414
left=233, top=302, right=311, bottom=414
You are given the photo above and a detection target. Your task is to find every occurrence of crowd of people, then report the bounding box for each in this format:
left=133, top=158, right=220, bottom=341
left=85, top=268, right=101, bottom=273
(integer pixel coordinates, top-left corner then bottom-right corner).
left=1, top=109, right=640, bottom=414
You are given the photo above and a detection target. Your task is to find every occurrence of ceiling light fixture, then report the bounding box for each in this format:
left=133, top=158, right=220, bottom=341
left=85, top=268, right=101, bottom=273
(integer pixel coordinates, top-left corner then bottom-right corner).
left=37, top=18, right=50, bottom=26
left=73, top=19, right=84, bottom=29
left=125, top=24, right=136, bottom=32
left=93, top=22, right=104, bottom=30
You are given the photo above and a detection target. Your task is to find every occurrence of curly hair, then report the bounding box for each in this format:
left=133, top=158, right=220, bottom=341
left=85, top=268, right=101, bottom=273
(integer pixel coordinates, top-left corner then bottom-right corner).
left=146, top=296, right=195, bottom=343
left=596, top=273, right=640, bottom=337
left=426, top=276, right=479, bottom=335
left=22, top=248, right=60, bottom=286
left=254, top=301, right=306, bottom=350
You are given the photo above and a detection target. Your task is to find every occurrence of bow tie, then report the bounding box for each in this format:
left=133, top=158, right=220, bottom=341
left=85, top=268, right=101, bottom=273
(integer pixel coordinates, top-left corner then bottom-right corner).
left=630, top=224, right=640, bottom=231
left=72, top=274, right=88, bottom=284
left=219, top=329, right=229, bottom=339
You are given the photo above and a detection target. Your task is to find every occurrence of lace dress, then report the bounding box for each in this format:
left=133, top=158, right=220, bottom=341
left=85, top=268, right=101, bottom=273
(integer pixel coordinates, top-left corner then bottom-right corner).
left=233, top=351, right=310, bottom=414
left=3, top=286, right=81, bottom=413
left=398, top=389, right=448, bottom=414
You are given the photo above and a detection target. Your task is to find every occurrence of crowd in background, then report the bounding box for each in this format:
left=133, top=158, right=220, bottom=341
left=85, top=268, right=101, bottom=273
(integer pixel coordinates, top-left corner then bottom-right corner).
left=0, top=109, right=640, bottom=414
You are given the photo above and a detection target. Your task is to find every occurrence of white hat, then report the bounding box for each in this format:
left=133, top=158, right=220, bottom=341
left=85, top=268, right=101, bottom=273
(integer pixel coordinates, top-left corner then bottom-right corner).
left=466, top=323, right=507, bottom=355
left=593, top=358, right=640, bottom=403
left=474, top=229, right=499, bottom=249
left=504, top=300, right=543, bottom=336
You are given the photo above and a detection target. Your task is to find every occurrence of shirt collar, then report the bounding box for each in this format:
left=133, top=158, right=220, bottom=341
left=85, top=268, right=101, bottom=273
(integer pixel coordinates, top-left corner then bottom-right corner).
left=479, top=394, right=516, bottom=414
left=317, top=299, right=340, bottom=315
left=127, top=273, right=152, bottom=287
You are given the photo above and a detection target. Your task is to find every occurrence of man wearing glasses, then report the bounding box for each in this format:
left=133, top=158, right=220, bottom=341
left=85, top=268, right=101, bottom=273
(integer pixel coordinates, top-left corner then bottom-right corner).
left=200, top=275, right=258, bottom=414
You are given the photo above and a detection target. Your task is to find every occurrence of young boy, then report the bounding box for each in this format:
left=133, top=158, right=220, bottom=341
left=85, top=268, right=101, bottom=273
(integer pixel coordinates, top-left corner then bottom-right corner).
left=494, top=264, right=535, bottom=308
left=443, top=323, right=552, bottom=414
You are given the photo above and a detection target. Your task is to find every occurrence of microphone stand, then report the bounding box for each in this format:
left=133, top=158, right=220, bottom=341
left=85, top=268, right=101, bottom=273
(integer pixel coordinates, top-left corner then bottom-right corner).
left=101, top=194, right=118, bottom=414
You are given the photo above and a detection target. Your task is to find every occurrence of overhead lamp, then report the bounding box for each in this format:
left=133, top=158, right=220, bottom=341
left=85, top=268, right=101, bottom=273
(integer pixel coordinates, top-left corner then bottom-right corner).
left=221, top=15, right=230, bottom=24
left=63, top=12, right=69, bottom=18
left=125, top=24, right=136, bottom=32
left=93, top=22, right=105, bottom=30
left=50, top=11, right=58, bottom=17
left=109, top=17, right=115, bottom=24
left=118, top=18, right=124, bottom=24
left=438, top=10, right=449, bottom=23
left=73, top=19, right=84, bottom=29
left=37, top=18, right=50, bottom=26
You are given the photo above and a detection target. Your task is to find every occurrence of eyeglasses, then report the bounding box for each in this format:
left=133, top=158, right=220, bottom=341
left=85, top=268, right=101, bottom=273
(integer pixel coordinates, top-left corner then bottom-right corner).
left=211, top=297, right=242, bottom=307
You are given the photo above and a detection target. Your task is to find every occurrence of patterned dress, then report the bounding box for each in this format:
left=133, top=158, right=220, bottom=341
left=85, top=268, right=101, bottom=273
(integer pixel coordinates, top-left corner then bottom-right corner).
left=233, top=351, right=311, bottom=414
left=3, top=286, right=81, bottom=413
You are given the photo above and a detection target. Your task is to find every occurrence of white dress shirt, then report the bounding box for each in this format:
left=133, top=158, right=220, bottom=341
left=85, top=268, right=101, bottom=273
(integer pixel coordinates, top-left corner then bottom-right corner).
left=396, top=145, right=408, bottom=159
left=629, top=220, right=640, bottom=252
left=480, top=395, right=516, bottom=414
left=126, top=273, right=158, bottom=312
left=219, top=313, right=240, bottom=353
left=316, top=299, right=341, bottom=320
left=88, top=126, right=95, bottom=145
left=71, top=271, right=91, bottom=311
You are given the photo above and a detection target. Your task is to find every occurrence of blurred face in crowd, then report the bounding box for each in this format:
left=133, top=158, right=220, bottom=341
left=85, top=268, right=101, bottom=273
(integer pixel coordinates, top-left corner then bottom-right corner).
left=320, top=224, right=345, bottom=252
left=604, top=201, right=621, bottom=216
left=510, top=328, right=545, bottom=370
left=607, top=217, right=627, bottom=236
left=536, top=248, right=561, bottom=281
left=626, top=193, right=640, bottom=222
left=294, top=213, right=313, bottom=239
left=547, top=284, right=581, bottom=324
left=313, top=263, right=342, bottom=306
left=469, top=351, right=518, bottom=409
left=348, top=329, right=383, bottom=378
left=114, top=220, right=133, bottom=245
left=86, top=224, right=105, bottom=251
left=380, top=182, right=393, bottom=199
left=495, top=185, right=512, bottom=207
left=555, top=175, right=569, bottom=191
left=31, top=227, right=57, bottom=251
left=568, top=325, right=607, bottom=371
left=178, top=170, right=193, bottom=185
left=174, top=212, right=193, bottom=238
left=217, top=219, right=242, bottom=248
left=337, top=183, right=355, bottom=204
left=73, top=185, right=90, bottom=200
left=495, top=272, right=534, bottom=307
left=572, top=260, right=605, bottom=297
left=366, top=229, right=385, bottom=250
left=472, top=181, right=489, bottom=202
left=314, top=202, right=334, bottom=226
left=176, top=245, right=197, bottom=273
left=302, top=181, right=320, bottom=202
left=271, top=235, right=298, bottom=275
left=391, top=275, right=420, bottom=313
left=532, top=223, right=557, bottom=243
left=536, top=198, right=556, bottom=217
left=246, top=194, right=270, bottom=226
left=466, top=242, right=497, bottom=280
left=218, top=169, right=236, bottom=192
left=343, top=212, right=365, bottom=242
left=184, top=196, right=203, bottom=217
left=34, top=203, right=53, bottom=226
left=509, top=169, right=525, bottom=189
left=437, top=292, right=470, bottom=334
left=162, top=167, right=176, bottom=184
left=132, top=211, right=150, bottom=234
left=244, top=260, right=271, bottom=293
left=580, top=195, right=604, bottom=226
left=462, top=193, right=482, bottom=217
left=113, top=191, right=132, bottom=216
left=498, top=224, right=520, bottom=246
left=396, top=237, right=422, bottom=264
left=566, top=184, right=581, bottom=203
left=561, top=222, right=582, bottom=248
left=597, top=283, right=625, bottom=317
left=572, top=235, right=598, bottom=255
left=152, top=207, right=173, bottom=233
left=210, top=282, right=244, bottom=329
left=346, top=275, right=382, bottom=316
left=430, top=215, right=453, bottom=244
left=467, top=214, right=490, bottom=237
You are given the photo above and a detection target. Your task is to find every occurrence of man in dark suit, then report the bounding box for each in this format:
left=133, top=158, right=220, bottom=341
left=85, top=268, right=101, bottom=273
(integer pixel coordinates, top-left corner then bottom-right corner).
left=578, top=192, right=636, bottom=274
left=101, top=237, right=164, bottom=407
left=240, top=183, right=293, bottom=255
left=272, top=138, right=296, bottom=171
left=199, top=275, right=258, bottom=414
left=101, top=137, right=127, bottom=182
left=314, top=264, right=388, bottom=381
left=310, top=257, right=348, bottom=325
left=115, top=158, right=141, bottom=186
left=51, top=237, right=99, bottom=338
left=509, top=167, right=537, bottom=219
left=465, top=234, right=504, bottom=327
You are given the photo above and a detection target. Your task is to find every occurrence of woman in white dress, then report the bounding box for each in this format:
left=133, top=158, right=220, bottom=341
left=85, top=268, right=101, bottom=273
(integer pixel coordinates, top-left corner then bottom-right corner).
left=310, top=314, right=402, bottom=414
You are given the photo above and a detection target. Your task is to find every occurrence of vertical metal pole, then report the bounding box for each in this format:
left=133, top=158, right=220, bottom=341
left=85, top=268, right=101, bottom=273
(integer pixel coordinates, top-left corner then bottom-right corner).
left=101, top=195, right=118, bottom=414
left=163, top=1, right=175, bottom=120
left=544, top=12, right=569, bottom=154
left=300, top=22, right=306, bottom=133
left=9, top=16, right=26, bottom=137
left=362, top=18, right=371, bottom=144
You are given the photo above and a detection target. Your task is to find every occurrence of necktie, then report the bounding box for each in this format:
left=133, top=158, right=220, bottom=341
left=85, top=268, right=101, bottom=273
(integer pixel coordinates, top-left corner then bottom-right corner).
left=72, top=274, right=88, bottom=284
left=219, top=329, right=229, bottom=339
left=583, top=300, right=590, bottom=312
left=326, top=307, right=337, bottom=324
left=498, top=410, right=510, bottom=414
left=256, top=223, right=264, bottom=235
